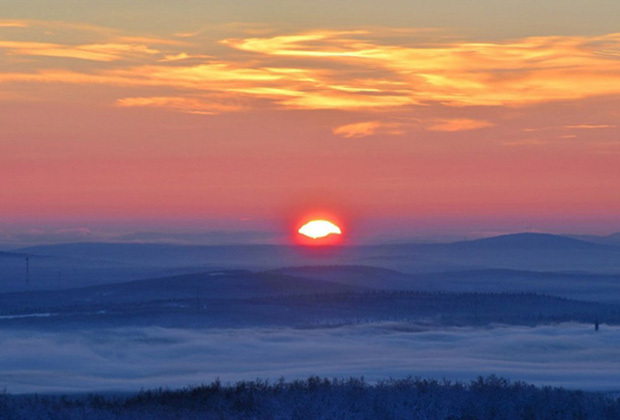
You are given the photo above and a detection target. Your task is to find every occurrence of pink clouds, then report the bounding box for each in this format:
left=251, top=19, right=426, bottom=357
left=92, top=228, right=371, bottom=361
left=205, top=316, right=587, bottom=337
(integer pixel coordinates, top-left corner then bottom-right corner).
left=1, top=19, right=620, bottom=229
left=332, top=121, right=405, bottom=138
left=427, top=119, right=494, bottom=132
left=3, top=22, right=620, bottom=115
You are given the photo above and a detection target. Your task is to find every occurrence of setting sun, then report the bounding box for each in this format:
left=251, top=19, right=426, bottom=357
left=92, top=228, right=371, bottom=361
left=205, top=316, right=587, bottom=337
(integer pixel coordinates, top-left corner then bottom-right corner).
left=298, top=220, right=342, bottom=239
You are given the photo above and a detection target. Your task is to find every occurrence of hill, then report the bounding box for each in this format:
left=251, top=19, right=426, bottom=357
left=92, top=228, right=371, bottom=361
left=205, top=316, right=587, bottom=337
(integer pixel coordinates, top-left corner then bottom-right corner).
left=271, top=265, right=620, bottom=303
left=0, top=269, right=363, bottom=313
left=0, top=265, right=619, bottom=330
left=267, top=265, right=412, bottom=289
left=449, top=232, right=610, bottom=250
left=9, top=232, right=620, bottom=291
left=364, top=233, right=620, bottom=274
left=14, top=242, right=357, bottom=270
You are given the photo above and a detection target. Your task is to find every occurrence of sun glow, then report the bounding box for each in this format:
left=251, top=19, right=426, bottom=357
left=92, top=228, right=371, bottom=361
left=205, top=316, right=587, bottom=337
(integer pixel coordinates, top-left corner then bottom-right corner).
left=298, top=220, right=342, bottom=239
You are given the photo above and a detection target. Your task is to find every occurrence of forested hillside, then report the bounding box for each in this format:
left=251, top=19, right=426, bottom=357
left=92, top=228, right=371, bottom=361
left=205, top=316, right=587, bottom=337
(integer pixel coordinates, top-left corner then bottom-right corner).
left=1, top=376, right=618, bottom=419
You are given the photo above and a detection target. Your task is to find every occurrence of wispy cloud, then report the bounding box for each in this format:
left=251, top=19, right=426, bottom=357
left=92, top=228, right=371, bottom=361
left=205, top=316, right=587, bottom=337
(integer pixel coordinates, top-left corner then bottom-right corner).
left=427, top=118, right=494, bottom=132
left=223, top=30, right=620, bottom=108
left=333, top=118, right=493, bottom=137
left=332, top=121, right=405, bottom=138
left=0, top=40, right=160, bottom=61
left=117, top=96, right=243, bottom=114
left=0, top=21, right=29, bottom=28
left=158, top=52, right=213, bottom=62
left=2, top=22, right=620, bottom=121
left=564, top=124, right=616, bottom=129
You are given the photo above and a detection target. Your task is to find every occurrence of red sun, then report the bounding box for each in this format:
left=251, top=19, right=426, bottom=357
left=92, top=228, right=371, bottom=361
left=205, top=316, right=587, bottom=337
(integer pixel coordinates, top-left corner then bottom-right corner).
left=295, top=217, right=344, bottom=246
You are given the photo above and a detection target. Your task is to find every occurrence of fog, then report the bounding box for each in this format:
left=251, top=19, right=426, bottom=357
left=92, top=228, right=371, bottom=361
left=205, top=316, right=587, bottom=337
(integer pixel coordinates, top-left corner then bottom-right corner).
left=1, top=322, right=619, bottom=394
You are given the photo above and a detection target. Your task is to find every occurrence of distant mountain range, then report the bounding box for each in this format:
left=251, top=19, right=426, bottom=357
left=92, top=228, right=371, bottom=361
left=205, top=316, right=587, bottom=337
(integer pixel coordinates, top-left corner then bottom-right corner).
left=0, top=270, right=362, bottom=314
left=3, top=232, right=620, bottom=294
left=361, top=232, right=620, bottom=274
left=8, top=231, right=615, bottom=255
left=271, top=265, right=620, bottom=303
left=449, top=232, right=611, bottom=250
left=1, top=267, right=619, bottom=330
left=14, top=232, right=620, bottom=255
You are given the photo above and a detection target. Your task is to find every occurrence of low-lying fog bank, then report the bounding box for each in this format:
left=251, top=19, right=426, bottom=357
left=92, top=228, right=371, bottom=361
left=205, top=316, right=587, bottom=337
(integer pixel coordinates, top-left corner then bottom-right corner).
left=1, top=322, right=618, bottom=394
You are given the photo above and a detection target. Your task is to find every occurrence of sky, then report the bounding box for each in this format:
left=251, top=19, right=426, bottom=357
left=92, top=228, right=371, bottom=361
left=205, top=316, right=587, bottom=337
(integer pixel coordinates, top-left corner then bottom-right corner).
left=1, top=1, right=620, bottom=244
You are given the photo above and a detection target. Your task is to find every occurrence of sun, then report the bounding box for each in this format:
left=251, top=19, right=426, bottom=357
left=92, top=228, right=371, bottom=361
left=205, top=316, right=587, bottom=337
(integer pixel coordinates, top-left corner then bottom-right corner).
left=292, top=211, right=346, bottom=246
left=298, top=220, right=342, bottom=239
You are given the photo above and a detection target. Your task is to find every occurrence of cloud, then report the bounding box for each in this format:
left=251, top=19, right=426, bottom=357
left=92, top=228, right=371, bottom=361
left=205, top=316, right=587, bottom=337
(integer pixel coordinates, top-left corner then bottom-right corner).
left=221, top=31, right=371, bottom=58
left=0, top=40, right=160, bottom=62
left=427, top=118, right=494, bottom=132
left=0, top=323, right=619, bottom=394
left=333, top=117, right=493, bottom=138
left=0, top=21, right=29, bottom=28
left=2, top=22, right=620, bottom=118
left=223, top=30, right=620, bottom=107
left=158, top=52, right=213, bottom=62
left=332, top=121, right=405, bottom=138
left=564, top=124, right=616, bottom=129
left=116, top=96, right=243, bottom=114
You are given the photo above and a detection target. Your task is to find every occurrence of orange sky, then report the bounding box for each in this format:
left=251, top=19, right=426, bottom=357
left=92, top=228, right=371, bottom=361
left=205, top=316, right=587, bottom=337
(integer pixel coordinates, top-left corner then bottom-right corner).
left=1, top=7, right=620, bottom=243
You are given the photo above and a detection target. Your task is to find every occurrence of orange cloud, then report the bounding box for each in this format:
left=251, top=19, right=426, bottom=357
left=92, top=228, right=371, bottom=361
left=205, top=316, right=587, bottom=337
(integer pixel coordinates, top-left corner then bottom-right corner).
left=116, top=96, right=243, bottom=114
left=221, top=31, right=370, bottom=58
left=427, top=119, right=494, bottom=132
left=332, top=121, right=405, bottom=138
left=224, top=31, right=620, bottom=107
left=564, top=124, right=615, bottom=129
left=0, top=40, right=160, bottom=61
left=2, top=22, right=620, bottom=118
left=0, top=21, right=28, bottom=28
left=159, top=52, right=213, bottom=62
